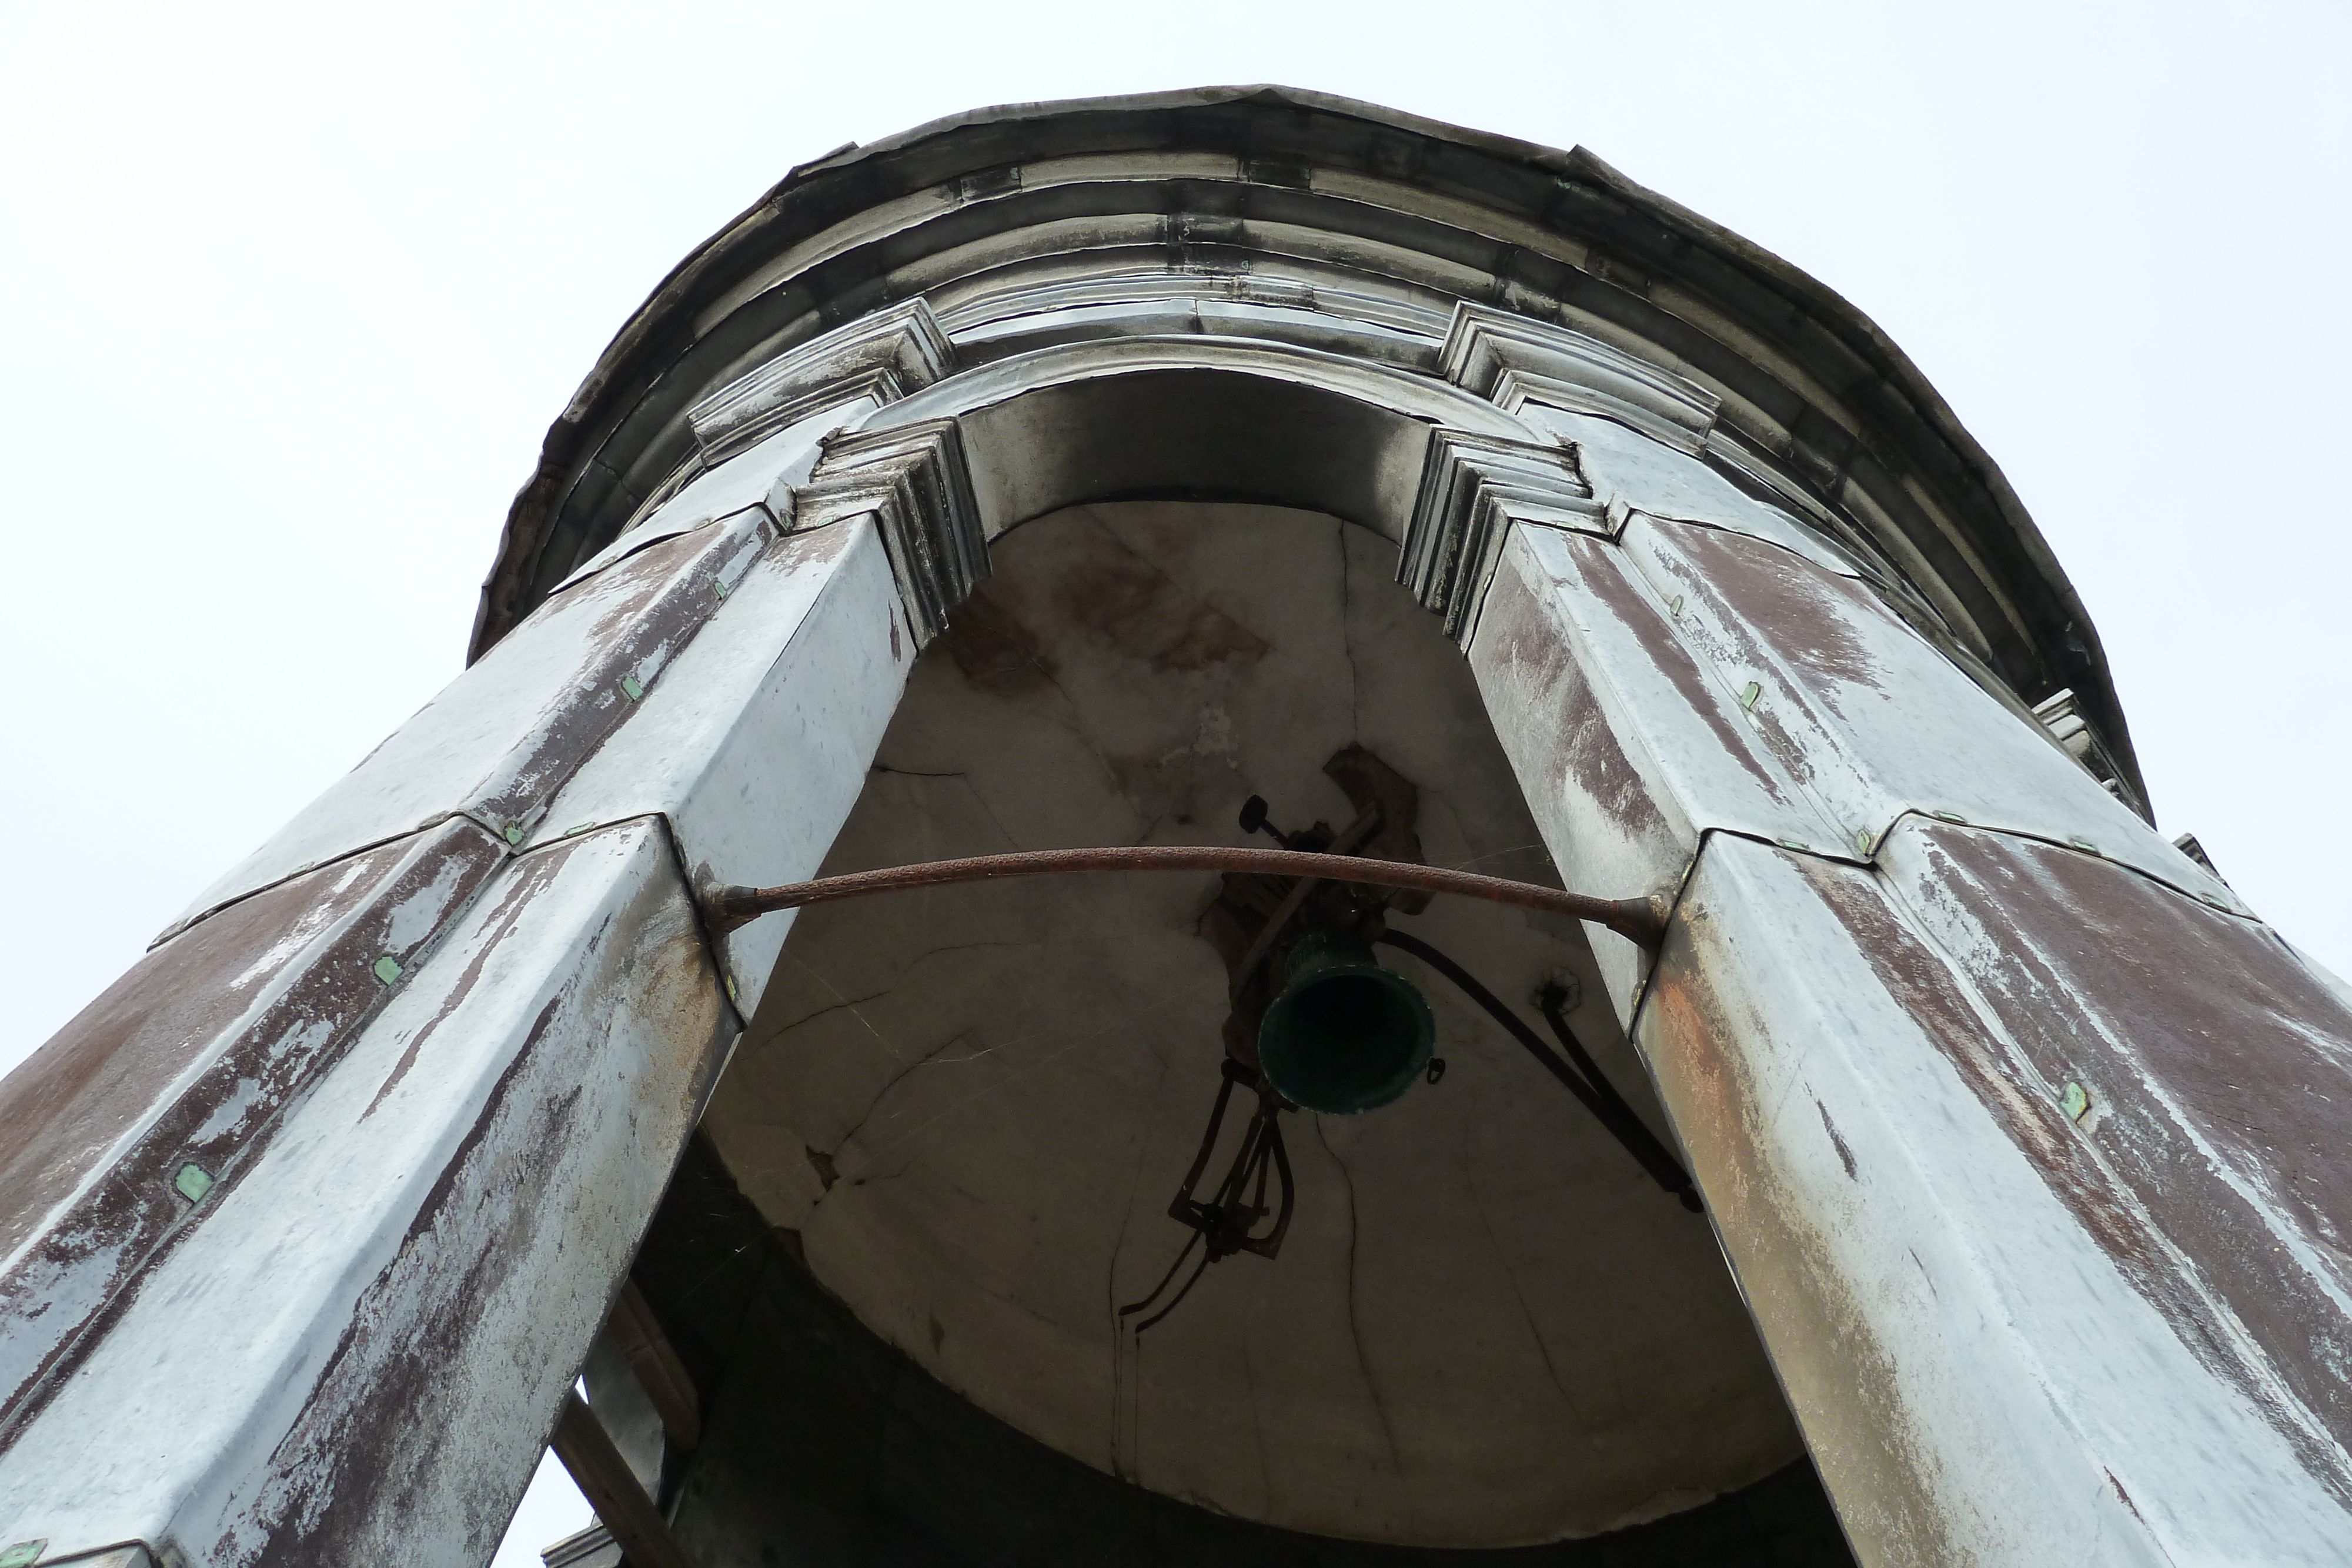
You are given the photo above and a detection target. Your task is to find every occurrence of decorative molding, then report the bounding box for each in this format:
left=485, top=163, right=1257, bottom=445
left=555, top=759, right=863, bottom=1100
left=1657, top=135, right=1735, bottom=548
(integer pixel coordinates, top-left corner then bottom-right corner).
left=540, top=1523, right=622, bottom=1568
left=2031, top=687, right=2146, bottom=816
left=793, top=417, right=985, bottom=647
left=687, top=299, right=957, bottom=466
left=1439, top=302, right=1718, bottom=454
left=1399, top=427, right=1601, bottom=644
left=934, top=267, right=1448, bottom=343
left=2170, top=833, right=2228, bottom=886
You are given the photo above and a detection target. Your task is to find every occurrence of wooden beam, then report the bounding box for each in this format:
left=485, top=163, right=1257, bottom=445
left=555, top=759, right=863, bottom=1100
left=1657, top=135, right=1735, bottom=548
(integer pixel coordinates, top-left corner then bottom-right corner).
left=607, top=1279, right=701, bottom=1450
left=550, top=1389, right=691, bottom=1568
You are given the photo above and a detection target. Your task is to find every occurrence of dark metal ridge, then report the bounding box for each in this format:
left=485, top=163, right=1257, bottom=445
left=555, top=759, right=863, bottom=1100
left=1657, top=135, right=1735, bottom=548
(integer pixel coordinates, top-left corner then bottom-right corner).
left=470, top=84, right=2145, bottom=808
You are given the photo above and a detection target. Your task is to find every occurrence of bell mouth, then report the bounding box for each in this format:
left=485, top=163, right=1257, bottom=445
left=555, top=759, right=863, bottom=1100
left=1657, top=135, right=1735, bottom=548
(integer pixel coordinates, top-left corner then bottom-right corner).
left=1257, top=930, right=1436, bottom=1115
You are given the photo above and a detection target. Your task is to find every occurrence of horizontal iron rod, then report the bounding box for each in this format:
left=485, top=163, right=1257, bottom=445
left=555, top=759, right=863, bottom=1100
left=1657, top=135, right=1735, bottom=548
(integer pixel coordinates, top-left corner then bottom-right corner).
left=709, top=847, right=1667, bottom=948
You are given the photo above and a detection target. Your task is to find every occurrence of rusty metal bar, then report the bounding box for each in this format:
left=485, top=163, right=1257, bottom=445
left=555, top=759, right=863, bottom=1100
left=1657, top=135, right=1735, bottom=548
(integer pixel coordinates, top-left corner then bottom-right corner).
left=707, top=847, right=1669, bottom=948
left=550, top=1389, right=692, bottom=1568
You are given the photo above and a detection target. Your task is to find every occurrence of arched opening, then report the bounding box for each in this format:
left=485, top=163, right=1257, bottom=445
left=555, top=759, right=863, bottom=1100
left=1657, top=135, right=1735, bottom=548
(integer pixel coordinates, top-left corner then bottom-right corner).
left=636, top=489, right=1846, bottom=1557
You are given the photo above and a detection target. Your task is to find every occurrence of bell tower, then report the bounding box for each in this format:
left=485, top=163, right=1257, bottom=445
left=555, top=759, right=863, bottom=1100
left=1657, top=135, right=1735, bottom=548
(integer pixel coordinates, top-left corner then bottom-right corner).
left=1, top=88, right=2347, bottom=1568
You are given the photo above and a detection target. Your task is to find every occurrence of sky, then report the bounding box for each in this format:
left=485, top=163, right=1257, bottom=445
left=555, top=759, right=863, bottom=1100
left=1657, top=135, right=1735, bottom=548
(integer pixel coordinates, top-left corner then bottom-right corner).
left=2, top=1, right=2346, bottom=1562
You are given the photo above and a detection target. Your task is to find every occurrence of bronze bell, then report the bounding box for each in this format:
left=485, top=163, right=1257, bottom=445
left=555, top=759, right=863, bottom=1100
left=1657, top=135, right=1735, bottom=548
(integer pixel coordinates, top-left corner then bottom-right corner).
left=1255, top=928, right=1436, bottom=1115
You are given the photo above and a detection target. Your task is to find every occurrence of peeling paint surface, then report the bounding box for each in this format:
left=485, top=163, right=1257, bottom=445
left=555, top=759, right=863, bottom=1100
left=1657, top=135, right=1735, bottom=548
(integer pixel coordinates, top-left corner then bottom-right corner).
left=1451, top=487, right=2352, bottom=1561
left=540, top=517, right=910, bottom=1018
left=1516, top=404, right=1860, bottom=580
left=168, top=510, right=774, bottom=935
left=0, top=819, right=505, bottom=1436
left=1466, top=523, right=1831, bottom=1012
left=1876, top=821, right=2352, bottom=1475
left=1638, top=837, right=2351, bottom=1565
left=1618, top=517, right=2233, bottom=908
left=0, top=821, right=732, bottom=1567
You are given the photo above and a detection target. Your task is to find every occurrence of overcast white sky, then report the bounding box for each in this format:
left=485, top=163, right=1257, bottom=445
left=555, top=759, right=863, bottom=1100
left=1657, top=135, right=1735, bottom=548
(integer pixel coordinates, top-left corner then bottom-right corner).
left=3, top=1, right=2346, bottom=1561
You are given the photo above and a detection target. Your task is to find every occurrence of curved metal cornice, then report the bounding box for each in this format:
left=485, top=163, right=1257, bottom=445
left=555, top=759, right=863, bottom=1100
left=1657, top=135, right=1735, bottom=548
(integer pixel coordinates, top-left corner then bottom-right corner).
left=473, top=83, right=2144, bottom=803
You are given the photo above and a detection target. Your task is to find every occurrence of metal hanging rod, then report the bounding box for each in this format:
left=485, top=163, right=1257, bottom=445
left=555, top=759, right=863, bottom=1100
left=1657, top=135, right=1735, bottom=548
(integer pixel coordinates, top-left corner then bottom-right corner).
left=707, top=847, right=1668, bottom=948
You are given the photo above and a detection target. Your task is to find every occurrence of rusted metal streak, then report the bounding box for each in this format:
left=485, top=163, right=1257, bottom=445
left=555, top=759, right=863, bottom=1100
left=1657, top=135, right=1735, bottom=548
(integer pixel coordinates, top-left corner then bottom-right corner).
left=1640, top=838, right=2352, bottom=1559
left=0, top=820, right=507, bottom=1439
left=533, top=519, right=907, bottom=1022
left=1879, top=823, right=2352, bottom=1467
left=709, top=847, right=1668, bottom=948
left=165, top=510, right=775, bottom=940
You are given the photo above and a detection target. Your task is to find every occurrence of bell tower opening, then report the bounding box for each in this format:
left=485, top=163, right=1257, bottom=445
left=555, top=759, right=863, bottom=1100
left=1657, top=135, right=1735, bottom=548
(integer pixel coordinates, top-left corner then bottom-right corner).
left=649, top=502, right=1842, bottom=1562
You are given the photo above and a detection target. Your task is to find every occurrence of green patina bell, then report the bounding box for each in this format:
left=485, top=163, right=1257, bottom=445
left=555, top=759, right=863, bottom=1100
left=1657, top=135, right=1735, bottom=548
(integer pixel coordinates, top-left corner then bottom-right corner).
left=1257, top=930, right=1436, bottom=1115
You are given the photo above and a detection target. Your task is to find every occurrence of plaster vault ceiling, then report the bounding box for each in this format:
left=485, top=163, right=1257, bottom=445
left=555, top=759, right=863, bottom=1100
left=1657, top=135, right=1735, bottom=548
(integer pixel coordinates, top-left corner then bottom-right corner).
left=700, top=502, right=1797, bottom=1549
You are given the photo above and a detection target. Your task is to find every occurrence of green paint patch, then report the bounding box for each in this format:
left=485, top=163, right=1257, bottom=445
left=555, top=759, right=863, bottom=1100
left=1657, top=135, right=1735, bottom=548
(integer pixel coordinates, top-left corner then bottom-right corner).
left=620, top=674, right=645, bottom=701
left=372, top=955, right=404, bottom=986
left=1738, top=681, right=1762, bottom=710
left=2059, top=1082, right=2092, bottom=1124
left=173, top=1163, right=215, bottom=1205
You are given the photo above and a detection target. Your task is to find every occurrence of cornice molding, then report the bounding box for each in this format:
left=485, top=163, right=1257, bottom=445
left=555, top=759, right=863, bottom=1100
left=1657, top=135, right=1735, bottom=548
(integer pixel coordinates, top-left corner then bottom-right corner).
left=793, top=417, right=985, bottom=647
left=688, top=299, right=956, bottom=466
left=467, top=87, right=2147, bottom=817
left=1439, top=303, right=1718, bottom=454
left=1400, top=427, right=1601, bottom=644
left=2030, top=687, right=2144, bottom=817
